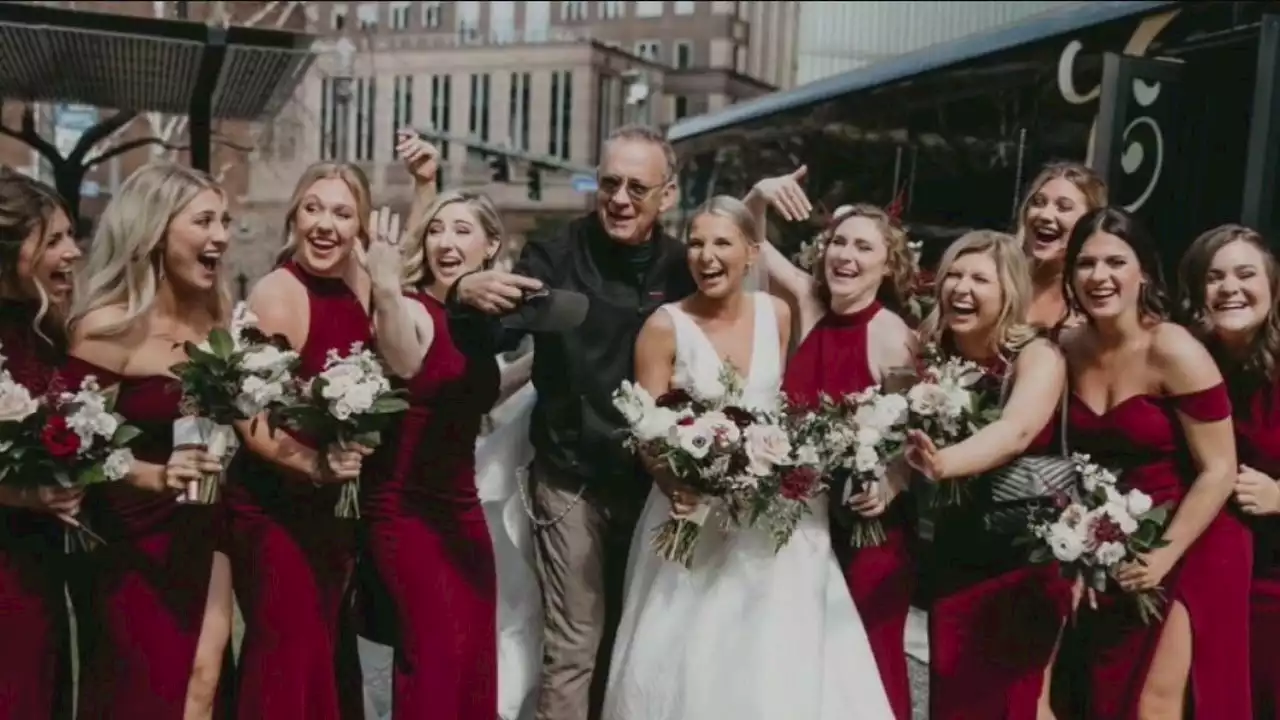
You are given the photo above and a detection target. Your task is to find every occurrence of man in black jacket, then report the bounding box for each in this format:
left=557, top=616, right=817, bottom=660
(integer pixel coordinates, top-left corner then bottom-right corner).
left=448, top=125, right=694, bottom=720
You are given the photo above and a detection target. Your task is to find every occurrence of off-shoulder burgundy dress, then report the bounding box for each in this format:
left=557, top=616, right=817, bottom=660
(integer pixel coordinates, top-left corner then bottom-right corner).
left=927, top=352, right=1071, bottom=719
left=363, top=291, right=500, bottom=719
left=0, top=302, right=71, bottom=720
left=1066, top=384, right=1252, bottom=718
left=63, top=361, right=230, bottom=719
left=225, top=261, right=368, bottom=719
left=1229, top=373, right=1280, bottom=719
left=780, top=301, right=915, bottom=720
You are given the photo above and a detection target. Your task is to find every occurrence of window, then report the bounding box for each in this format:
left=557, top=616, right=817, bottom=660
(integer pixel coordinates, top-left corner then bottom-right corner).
left=331, top=4, right=348, bottom=30
left=356, top=3, right=378, bottom=30
left=468, top=73, right=491, bottom=142
left=392, top=75, right=413, bottom=149
left=674, top=41, right=692, bottom=68
left=490, top=1, right=516, bottom=43
left=509, top=72, right=531, bottom=150
left=548, top=70, right=572, bottom=161
left=634, top=1, right=663, bottom=18
left=596, top=74, right=622, bottom=158
left=561, top=1, right=588, bottom=21
left=674, top=95, right=689, bottom=120
left=320, top=77, right=338, bottom=160
left=674, top=0, right=695, bottom=14
left=354, top=77, right=376, bottom=161
left=431, top=74, right=452, bottom=159
left=634, top=41, right=661, bottom=61
left=526, top=1, right=550, bottom=41
left=389, top=1, right=410, bottom=30
left=599, top=1, right=624, bottom=19
left=422, top=1, right=442, bottom=28
left=457, top=0, right=480, bottom=41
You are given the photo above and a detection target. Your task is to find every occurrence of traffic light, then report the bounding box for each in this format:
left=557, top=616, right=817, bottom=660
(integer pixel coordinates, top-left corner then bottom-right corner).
left=488, top=153, right=510, bottom=183
left=527, top=165, right=543, bottom=201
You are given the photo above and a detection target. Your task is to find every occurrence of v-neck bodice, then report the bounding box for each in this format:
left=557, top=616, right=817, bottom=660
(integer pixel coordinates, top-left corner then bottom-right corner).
left=662, top=292, right=781, bottom=412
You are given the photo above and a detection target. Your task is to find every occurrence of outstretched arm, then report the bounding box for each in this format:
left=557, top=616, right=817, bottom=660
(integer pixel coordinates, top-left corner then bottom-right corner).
left=743, top=167, right=826, bottom=335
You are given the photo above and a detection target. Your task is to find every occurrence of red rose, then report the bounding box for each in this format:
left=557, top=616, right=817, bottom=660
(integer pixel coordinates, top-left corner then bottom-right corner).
left=781, top=466, right=819, bottom=501
left=41, top=415, right=81, bottom=459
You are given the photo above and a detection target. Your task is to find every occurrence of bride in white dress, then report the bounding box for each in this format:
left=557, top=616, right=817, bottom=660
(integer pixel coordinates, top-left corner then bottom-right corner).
left=603, top=196, right=895, bottom=720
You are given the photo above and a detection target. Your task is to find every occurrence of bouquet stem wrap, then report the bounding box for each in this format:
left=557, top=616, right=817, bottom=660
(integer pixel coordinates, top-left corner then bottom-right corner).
left=652, top=501, right=712, bottom=569
left=173, top=417, right=238, bottom=505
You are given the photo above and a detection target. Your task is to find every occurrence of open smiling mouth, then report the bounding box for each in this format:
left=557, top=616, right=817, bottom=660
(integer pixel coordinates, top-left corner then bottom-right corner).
left=699, top=268, right=726, bottom=282
left=197, top=251, right=221, bottom=272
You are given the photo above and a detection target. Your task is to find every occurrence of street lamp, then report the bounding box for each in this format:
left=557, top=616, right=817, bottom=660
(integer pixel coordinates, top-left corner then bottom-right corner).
left=333, top=36, right=355, bottom=162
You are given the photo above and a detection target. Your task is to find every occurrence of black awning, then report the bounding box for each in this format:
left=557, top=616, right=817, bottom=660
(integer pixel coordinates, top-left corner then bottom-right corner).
left=0, top=2, right=313, bottom=120
left=669, top=0, right=1180, bottom=144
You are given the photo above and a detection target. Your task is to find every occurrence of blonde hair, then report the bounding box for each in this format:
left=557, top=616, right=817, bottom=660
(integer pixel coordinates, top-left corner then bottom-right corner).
left=276, top=161, right=373, bottom=266
left=69, top=162, right=228, bottom=339
left=688, top=195, right=758, bottom=245
left=0, top=172, right=74, bottom=346
left=919, top=229, right=1038, bottom=355
left=401, top=190, right=505, bottom=289
left=813, top=203, right=914, bottom=310
left=1014, top=162, right=1108, bottom=255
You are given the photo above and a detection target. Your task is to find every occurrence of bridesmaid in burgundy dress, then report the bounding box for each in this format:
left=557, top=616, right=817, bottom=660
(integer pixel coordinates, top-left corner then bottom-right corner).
left=903, top=230, right=1071, bottom=719
left=745, top=173, right=917, bottom=718
left=361, top=184, right=510, bottom=719
left=1178, top=224, right=1278, bottom=718
left=227, top=161, right=374, bottom=719
left=65, top=162, right=236, bottom=719
left=1060, top=207, right=1249, bottom=719
left=0, top=173, right=81, bottom=720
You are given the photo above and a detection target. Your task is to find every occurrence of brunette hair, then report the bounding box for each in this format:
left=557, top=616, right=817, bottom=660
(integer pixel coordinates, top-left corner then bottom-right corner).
left=0, top=170, right=75, bottom=345
left=1063, top=207, right=1170, bottom=322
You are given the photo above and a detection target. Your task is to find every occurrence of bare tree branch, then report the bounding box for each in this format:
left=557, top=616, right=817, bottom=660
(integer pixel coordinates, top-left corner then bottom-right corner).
left=0, top=104, right=63, bottom=165
left=66, top=111, right=140, bottom=166
left=83, top=134, right=255, bottom=170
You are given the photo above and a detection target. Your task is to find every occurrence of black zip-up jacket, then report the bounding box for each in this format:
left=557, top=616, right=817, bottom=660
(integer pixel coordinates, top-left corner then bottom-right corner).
left=448, top=212, right=695, bottom=490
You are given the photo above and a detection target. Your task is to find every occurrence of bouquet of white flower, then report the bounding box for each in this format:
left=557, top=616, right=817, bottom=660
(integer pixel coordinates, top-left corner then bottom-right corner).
left=1024, top=453, right=1171, bottom=624
left=270, top=342, right=408, bottom=518
left=170, top=303, right=299, bottom=504
left=904, top=344, right=1001, bottom=506
left=613, top=366, right=809, bottom=568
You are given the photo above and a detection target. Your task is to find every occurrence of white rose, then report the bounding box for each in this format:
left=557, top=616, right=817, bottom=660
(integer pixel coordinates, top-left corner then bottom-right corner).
left=871, top=393, right=909, bottom=429
left=613, top=381, right=656, bottom=427
left=102, top=448, right=134, bottom=482
left=854, top=444, right=879, bottom=474
left=854, top=426, right=883, bottom=450
left=1047, top=523, right=1086, bottom=563
left=636, top=407, right=682, bottom=443
left=1100, top=505, right=1138, bottom=535
left=1094, top=540, right=1127, bottom=567
left=339, top=381, right=379, bottom=416
left=319, top=364, right=363, bottom=397
left=674, top=421, right=714, bottom=459
left=1125, top=489, right=1153, bottom=517
left=0, top=377, right=38, bottom=423
left=743, top=423, right=792, bottom=476
left=242, top=346, right=291, bottom=374
left=907, top=383, right=949, bottom=417
left=699, top=411, right=741, bottom=448
left=331, top=400, right=354, bottom=422
left=794, top=443, right=820, bottom=467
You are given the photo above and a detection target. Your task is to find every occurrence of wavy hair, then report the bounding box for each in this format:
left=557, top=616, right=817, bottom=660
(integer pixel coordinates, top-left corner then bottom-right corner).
left=0, top=170, right=74, bottom=346
left=1178, top=223, right=1280, bottom=380
left=812, top=203, right=914, bottom=312
left=401, top=190, right=505, bottom=289
left=1063, top=207, right=1170, bottom=322
left=1014, top=161, right=1108, bottom=255
left=276, top=161, right=373, bottom=266
left=919, top=229, right=1038, bottom=356
left=69, top=162, right=227, bottom=339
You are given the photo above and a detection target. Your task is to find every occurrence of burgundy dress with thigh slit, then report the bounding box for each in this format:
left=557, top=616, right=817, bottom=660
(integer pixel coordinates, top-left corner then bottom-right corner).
left=0, top=301, right=71, bottom=720
left=226, top=260, right=370, bottom=720
left=1065, top=384, right=1252, bottom=719
left=363, top=290, right=500, bottom=719
left=780, top=301, right=916, bottom=720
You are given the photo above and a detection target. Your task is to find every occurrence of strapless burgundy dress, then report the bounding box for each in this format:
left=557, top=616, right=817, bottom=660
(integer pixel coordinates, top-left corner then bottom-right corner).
left=927, top=353, right=1071, bottom=719
left=1065, top=385, right=1251, bottom=718
left=780, top=301, right=916, bottom=720
left=0, top=302, right=71, bottom=720
left=1229, top=374, right=1280, bottom=719
left=62, top=361, right=230, bottom=719
left=363, top=291, right=500, bottom=719
left=225, top=261, right=368, bottom=719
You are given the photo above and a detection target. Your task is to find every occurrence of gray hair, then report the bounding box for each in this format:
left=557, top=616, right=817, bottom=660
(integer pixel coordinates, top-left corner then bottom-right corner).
left=606, top=124, right=677, bottom=180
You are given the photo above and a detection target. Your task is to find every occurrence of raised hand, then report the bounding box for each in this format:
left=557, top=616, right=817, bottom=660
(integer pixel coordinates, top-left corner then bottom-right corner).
left=753, top=166, right=813, bottom=222
left=396, top=127, right=439, bottom=184
left=357, top=206, right=404, bottom=296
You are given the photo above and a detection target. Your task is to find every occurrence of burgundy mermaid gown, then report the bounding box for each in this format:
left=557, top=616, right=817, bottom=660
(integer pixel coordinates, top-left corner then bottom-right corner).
left=1066, top=384, right=1252, bottom=718
left=225, top=260, right=368, bottom=720
left=363, top=291, right=499, bottom=719
left=927, top=352, right=1071, bottom=719
left=0, top=302, right=71, bottom=720
left=780, top=301, right=915, bottom=720
left=63, top=363, right=230, bottom=719
left=1229, top=374, right=1280, bottom=719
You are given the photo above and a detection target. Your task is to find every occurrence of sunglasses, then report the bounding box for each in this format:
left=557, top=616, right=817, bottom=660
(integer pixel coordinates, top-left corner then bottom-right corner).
left=597, top=174, right=671, bottom=203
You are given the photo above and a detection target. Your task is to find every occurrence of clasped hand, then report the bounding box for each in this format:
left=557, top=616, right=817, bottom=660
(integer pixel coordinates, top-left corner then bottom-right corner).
left=316, top=443, right=372, bottom=484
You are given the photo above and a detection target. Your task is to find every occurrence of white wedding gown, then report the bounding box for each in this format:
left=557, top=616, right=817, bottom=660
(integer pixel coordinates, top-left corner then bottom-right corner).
left=602, top=293, right=895, bottom=720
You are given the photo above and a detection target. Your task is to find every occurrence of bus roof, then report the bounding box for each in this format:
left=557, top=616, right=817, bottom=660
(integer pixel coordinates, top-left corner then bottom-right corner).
left=668, top=0, right=1179, bottom=144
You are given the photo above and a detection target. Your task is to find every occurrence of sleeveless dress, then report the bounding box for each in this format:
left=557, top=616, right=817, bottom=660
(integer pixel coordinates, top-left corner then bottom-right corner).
left=602, top=293, right=895, bottom=720
left=927, top=352, right=1071, bottom=719
left=64, top=365, right=232, bottom=719
left=1065, top=384, right=1252, bottom=719
left=1227, top=373, right=1280, bottom=719
left=0, top=302, right=71, bottom=720
left=779, top=300, right=916, bottom=720
left=226, top=261, right=368, bottom=719
left=363, top=291, right=500, bottom=719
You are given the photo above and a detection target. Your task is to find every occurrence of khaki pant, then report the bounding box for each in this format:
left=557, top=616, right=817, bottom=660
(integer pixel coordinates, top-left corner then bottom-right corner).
left=529, top=462, right=645, bottom=720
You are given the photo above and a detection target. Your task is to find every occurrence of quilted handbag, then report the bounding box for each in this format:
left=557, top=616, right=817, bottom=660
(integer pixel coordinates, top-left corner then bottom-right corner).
left=980, top=368, right=1080, bottom=536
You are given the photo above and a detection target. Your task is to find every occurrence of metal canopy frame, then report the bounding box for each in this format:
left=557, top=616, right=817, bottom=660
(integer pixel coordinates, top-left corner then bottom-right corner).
left=668, top=0, right=1180, bottom=145
left=0, top=2, right=315, bottom=171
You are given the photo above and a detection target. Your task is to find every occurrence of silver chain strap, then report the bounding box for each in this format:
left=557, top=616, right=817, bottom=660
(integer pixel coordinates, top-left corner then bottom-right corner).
left=517, top=465, right=587, bottom=530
